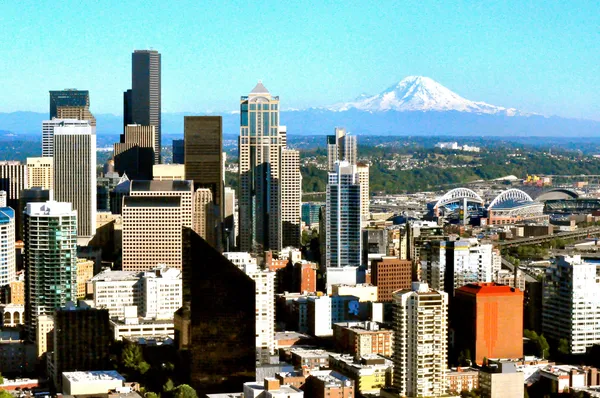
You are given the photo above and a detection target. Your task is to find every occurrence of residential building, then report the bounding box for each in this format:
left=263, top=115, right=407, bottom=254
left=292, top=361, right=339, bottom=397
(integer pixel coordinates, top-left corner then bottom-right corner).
left=172, top=139, right=184, bottom=164
left=184, top=116, right=223, bottom=247
left=393, top=282, right=448, bottom=397
left=53, top=122, right=96, bottom=242
left=543, top=255, right=600, bottom=354
left=453, top=283, right=524, bottom=365
left=174, top=228, right=256, bottom=394
left=114, top=124, right=156, bottom=179
left=42, top=118, right=91, bottom=158
left=0, top=207, right=16, bottom=287
left=371, top=257, right=412, bottom=302
left=357, top=163, right=370, bottom=224
left=326, top=161, right=361, bottom=271
left=294, top=261, right=317, bottom=293
left=333, top=321, right=394, bottom=359
left=153, top=164, right=185, bottom=180
left=447, top=367, right=480, bottom=395
left=129, top=50, right=161, bottom=163
left=301, top=371, right=355, bottom=398
left=239, top=82, right=284, bottom=253
left=308, top=296, right=334, bottom=337
left=327, top=128, right=357, bottom=171
left=50, top=305, right=112, bottom=389
left=478, top=362, right=524, bottom=398
left=9, top=278, right=24, bottom=305
left=26, top=157, right=53, bottom=190
left=36, top=314, right=55, bottom=358
left=24, top=201, right=77, bottom=341
left=76, top=259, right=94, bottom=299
left=329, top=353, right=393, bottom=396
left=288, top=347, right=333, bottom=370
left=91, top=266, right=182, bottom=319
left=242, top=379, right=303, bottom=398
left=281, top=148, right=302, bottom=248
left=422, top=238, right=493, bottom=295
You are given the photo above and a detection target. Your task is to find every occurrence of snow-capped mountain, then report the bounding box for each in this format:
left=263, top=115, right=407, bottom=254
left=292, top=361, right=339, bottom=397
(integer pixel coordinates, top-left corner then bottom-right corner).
left=329, top=76, right=524, bottom=116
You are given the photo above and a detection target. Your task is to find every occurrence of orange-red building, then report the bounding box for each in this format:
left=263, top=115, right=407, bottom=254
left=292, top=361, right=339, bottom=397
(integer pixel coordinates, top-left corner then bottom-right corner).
left=453, top=282, right=523, bottom=365
left=295, top=261, right=317, bottom=293
left=371, top=257, right=412, bottom=302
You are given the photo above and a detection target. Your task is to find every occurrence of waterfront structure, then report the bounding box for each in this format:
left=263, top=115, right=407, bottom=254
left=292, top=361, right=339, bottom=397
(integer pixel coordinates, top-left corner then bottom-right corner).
left=393, top=282, right=448, bottom=397
left=174, top=228, right=255, bottom=394
left=128, top=50, right=161, bottom=163
left=281, top=148, right=302, bottom=248
left=153, top=164, right=185, bottom=180
left=453, top=282, right=524, bottom=365
left=0, top=207, right=16, bottom=287
left=371, top=257, right=412, bottom=302
left=24, top=201, right=77, bottom=341
left=49, top=89, right=95, bottom=126
left=172, top=139, right=184, bottom=164
left=422, top=238, right=493, bottom=295
left=42, top=118, right=90, bottom=158
left=26, top=157, right=53, bottom=190
left=121, top=196, right=183, bottom=271
left=238, top=82, right=284, bottom=253
left=53, top=122, right=96, bottom=242
left=326, top=161, right=361, bottom=269
left=543, top=255, right=600, bottom=354
left=114, top=124, right=156, bottom=179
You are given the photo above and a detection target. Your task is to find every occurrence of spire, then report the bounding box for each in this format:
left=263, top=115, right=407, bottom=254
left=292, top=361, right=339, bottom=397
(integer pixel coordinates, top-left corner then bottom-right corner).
left=250, top=80, right=269, bottom=95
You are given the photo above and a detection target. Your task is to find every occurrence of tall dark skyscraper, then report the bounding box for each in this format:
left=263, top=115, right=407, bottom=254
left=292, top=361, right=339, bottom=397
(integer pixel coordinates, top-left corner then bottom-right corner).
left=49, top=89, right=89, bottom=119
left=175, top=228, right=255, bottom=394
left=173, top=139, right=185, bottom=164
left=123, top=89, right=133, bottom=128
left=129, top=50, right=161, bottom=163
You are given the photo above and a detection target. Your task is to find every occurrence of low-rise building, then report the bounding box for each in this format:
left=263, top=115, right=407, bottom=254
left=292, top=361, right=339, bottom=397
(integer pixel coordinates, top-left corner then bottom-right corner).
left=243, top=378, right=303, bottom=398
left=62, top=370, right=126, bottom=395
left=289, top=347, right=333, bottom=371
left=333, top=321, right=393, bottom=359
left=331, top=284, right=377, bottom=303
left=448, top=367, right=480, bottom=395
left=479, top=362, right=524, bottom=398
left=329, top=353, right=393, bottom=396
left=301, top=370, right=354, bottom=398
left=0, top=328, right=36, bottom=373
left=109, top=306, right=175, bottom=341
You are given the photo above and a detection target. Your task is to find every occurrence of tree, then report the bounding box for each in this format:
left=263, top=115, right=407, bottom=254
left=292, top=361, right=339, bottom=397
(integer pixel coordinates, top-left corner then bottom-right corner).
left=122, top=344, right=150, bottom=375
left=0, top=373, right=3, bottom=385
left=0, top=390, right=12, bottom=398
left=146, top=393, right=159, bottom=398
left=174, top=384, right=198, bottom=398
left=538, top=334, right=550, bottom=359
left=558, top=338, right=570, bottom=356
left=163, top=379, right=175, bottom=393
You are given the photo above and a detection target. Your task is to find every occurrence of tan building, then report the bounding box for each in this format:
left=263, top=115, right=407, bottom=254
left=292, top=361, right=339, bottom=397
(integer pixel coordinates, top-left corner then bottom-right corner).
left=331, top=284, right=378, bottom=302
left=357, top=163, right=370, bottom=225
left=9, top=280, right=25, bottom=305
left=193, top=188, right=215, bottom=246
left=153, top=164, right=185, bottom=181
left=76, top=259, right=94, bottom=299
left=129, top=180, right=193, bottom=228
left=56, top=105, right=96, bottom=127
left=122, top=196, right=183, bottom=271
left=36, top=315, right=55, bottom=358
left=479, top=362, right=524, bottom=398
left=333, top=321, right=394, bottom=359
left=26, top=157, right=53, bottom=190
left=281, top=148, right=302, bottom=248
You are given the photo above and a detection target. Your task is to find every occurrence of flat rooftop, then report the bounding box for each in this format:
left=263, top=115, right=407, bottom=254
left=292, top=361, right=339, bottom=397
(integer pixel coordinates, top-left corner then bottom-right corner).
left=62, top=370, right=125, bottom=383
left=130, top=180, right=192, bottom=192
left=123, top=196, right=181, bottom=208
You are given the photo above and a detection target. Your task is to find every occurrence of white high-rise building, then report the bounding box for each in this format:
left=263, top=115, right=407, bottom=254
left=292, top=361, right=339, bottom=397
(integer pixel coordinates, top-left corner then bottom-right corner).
left=53, top=122, right=96, bottom=243
left=224, top=252, right=275, bottom=364
left=0, top=191, right=6, bottom=207
left=393, top=282, right=448, bottom=397
left=327, top=128, right=357, bottom=171
left=421, top=238, right=493, bottom=294
left=281, top=148, right=302, bottom=248
left=26, top=157, right=53, bottom=190
left=24, top=201, right=77, bottom=341
left=0, top=206, right=16, bottom=287
left=90, top=266, right=182, bottom=320
left=238, top=82, right=284, bottom=253
left=543, top=255, right=600, bottom=354
left=42, top=119, right=90, bottom=158
left=357, top=163, right=370, bottom=225
left=326, top=161, right=362, bottom=269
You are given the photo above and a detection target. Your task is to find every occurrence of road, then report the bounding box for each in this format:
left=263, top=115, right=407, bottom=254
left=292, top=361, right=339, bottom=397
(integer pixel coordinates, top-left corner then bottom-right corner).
left=496, top=226, right=600, bottom=248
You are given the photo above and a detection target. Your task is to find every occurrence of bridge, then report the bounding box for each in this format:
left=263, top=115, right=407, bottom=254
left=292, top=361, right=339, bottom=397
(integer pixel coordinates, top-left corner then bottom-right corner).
left=496, top=226, right=600, bottom=248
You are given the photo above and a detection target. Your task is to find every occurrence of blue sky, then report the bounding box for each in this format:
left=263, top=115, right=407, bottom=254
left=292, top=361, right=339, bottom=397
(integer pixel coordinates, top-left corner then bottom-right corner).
left=1, top=0, right=599, bottom=120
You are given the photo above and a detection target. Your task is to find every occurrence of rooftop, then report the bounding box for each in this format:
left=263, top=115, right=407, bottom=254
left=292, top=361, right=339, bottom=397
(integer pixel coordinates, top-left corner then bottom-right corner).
left=62, top=370, right=125, bottom=383
left=123, top=196, right=181, bottom=208
left=456, top=282, right=523, bottom=296
left=130, top=180, right=192, bottom=192
left=250, top=81, right=269, bottom=95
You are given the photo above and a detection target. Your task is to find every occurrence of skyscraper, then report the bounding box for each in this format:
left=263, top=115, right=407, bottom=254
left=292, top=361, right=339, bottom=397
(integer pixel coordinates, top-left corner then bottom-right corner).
left=26, top=157, right=53, bottom=190
left=175, top=228, right=255, bottom=394
left=192, top=188, right=215, bottom=246
left=0, top=161, right=27, bottom=211
left=184, top=116, right=223, bottom=248
left=327, top=128, right=357, bottom=171
left=543, top=255, right=600, bottom=354
left=0, top=206, right=16, bottom=287
left=239, top=82, right=284, bottom=253
left=130, top=50, right=161, bottom=163
left=393, top=282, right=448, bottom=397
left=356, top=163, right=370, bottom=224
left=281, top=148, right=302, bottom=248
left=53, top=122, right=97, bottom=242
left=173, top=139, right=185, bottom=164
left=224, top=187, right=237, bottom=251
left=24, top=201, right=77, bottom=341
left=42, top=119, right=90, bottom=158
left=49, top=89, right=95, bottom=126
left=113, top=124, right=156, bottom=180
left=326, top=161, right=361, bottom=269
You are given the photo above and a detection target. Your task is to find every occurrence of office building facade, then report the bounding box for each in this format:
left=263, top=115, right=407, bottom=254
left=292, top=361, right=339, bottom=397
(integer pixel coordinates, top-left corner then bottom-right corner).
left=326, top=161, right=362, bottom=269
left=238, top=82, right=284, bottom=253
left=114, top=124, right=156, bottom=179
left=281, top=148, right=302, bottom=248
left=130, top=50, right=161, bottom=163
left=371, top=257, right=412, bottom=302
left=327, top=128, right=357, bottom=171
left=0, top=207, right=16, bottom=287
left=192, top=188, right=215, bottom=246
left=26, top=157, right=53, bottom=190
left=129, top=180, right=193, bottom=228
left=0, top=161, right=27, bottom=210
left=42, top=119, right=90, bottom=158
left=49, top=89, right=95, bottom=126
left=173, top=139, right=185, bottom=164
left=24, top=201, right=77, bottom=341
left=393, top=282, right=448, bottom=397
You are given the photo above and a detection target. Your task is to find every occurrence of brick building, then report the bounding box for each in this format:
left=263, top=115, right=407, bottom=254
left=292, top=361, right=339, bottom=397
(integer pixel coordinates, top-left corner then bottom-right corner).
left=371, top=257, right=412, bottom=302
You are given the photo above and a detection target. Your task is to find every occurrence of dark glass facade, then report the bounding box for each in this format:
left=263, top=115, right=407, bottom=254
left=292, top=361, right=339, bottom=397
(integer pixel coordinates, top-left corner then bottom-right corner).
left=49, top=90, right=89, bottom=119
left=173, top=139, right=185, bottom=164
left=175, top=228, right=255, bottom=395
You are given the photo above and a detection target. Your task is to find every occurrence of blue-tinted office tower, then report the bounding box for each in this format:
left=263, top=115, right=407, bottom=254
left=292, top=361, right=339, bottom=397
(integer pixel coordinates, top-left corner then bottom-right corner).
left=173, top=139, right=185, bottom=164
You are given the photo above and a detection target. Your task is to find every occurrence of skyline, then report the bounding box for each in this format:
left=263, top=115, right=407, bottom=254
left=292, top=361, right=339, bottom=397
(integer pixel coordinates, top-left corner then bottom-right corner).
left=0, top=1, right=599, bottom=121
